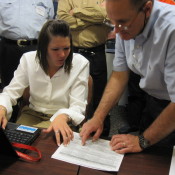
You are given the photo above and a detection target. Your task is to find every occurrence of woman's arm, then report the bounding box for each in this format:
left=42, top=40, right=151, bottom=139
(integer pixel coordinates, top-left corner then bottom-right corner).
left=0, top=53, right=29, bottom=121
left=45, top=55, right=90, bottom=145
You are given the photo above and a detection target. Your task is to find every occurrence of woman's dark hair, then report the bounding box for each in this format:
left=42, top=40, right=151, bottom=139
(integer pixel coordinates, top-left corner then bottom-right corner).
left=36, top=19, right=73, bottom=74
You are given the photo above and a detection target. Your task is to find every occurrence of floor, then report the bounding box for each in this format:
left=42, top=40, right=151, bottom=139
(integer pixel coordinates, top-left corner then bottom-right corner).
left=109, top=105, right=128, bottom=137
left=106, top=52, right=129, bottom=137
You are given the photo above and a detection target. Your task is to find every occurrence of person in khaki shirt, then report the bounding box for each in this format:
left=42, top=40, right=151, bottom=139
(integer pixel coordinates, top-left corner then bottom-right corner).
left=57, top=0, right=113, bottom=136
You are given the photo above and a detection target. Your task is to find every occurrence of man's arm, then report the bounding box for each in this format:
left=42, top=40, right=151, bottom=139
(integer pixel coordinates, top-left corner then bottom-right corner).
left=143, top=102, right=175, bottom=145
left=72, top=3, right=108, bottom=24
left=94, top=71, right=129, bottom=122
left=48, top=0, right=55, bottom=19
left=80, top=70, right=129, bottom=145
left=110, top=102, right=175, bottom=154
left=57, top=0, right=91, bottom=30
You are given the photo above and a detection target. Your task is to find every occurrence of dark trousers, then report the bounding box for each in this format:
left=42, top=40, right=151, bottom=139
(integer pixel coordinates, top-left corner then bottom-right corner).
left=127, top=71, right=175, bottom=146
left=0, top=39, right=37, bottom=87
left=73, top=45, right=110, bottom=136
left=0, top=38, right=2, bottom=80
left=127, top=71, right=147, bottom=130
left=73, top=45, right=107, bottom=113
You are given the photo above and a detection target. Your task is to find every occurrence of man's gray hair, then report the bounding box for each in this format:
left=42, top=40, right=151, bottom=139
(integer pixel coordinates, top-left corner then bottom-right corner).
left=130, top=0, right=151, bottom=10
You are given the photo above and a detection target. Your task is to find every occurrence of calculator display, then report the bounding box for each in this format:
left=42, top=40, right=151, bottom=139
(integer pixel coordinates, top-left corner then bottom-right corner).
left=16, top=125, right=37, bottom=133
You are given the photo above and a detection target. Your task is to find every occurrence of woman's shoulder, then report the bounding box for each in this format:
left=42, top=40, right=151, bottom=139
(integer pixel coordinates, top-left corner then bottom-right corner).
left=72, top=53, right=89, bottom=65
left=18, top=51, right=39, bottom=71
left=21, top=51, right=37, bottom=63
left=22, top=51, right=37, bottom=58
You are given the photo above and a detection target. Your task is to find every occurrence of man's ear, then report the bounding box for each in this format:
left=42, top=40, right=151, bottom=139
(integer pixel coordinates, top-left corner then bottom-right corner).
left=143, top=0, right=153, bottom=18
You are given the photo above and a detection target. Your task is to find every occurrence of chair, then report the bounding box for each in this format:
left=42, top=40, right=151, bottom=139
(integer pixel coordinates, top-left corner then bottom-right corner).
left=85, top=76, right=93, bottom=118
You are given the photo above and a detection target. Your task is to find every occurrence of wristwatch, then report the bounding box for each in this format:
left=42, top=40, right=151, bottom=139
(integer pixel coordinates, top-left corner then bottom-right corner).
left=138, top=134, right=150, bottom=150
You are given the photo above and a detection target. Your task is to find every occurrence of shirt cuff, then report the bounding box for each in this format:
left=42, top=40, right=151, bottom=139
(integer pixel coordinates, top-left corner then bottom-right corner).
left=50, top=108, right=85, bottom=126
left=0, top=95, right=13, bottom=120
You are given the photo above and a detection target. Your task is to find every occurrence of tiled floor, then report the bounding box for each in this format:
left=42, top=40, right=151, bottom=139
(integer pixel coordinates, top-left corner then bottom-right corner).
left=109, top=105, right=128, bottom=137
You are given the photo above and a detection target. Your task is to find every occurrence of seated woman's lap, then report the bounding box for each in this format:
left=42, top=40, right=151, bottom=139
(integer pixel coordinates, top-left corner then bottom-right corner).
left=16, top=106, right=52, bottom=128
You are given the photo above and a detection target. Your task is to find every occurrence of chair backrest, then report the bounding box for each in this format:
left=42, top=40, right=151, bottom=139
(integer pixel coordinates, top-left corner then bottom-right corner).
left=85, top=75, right=94, bottom=119
left=87, top=75, right=93, bottom=105
left=22, top=87, right=30, bottom=106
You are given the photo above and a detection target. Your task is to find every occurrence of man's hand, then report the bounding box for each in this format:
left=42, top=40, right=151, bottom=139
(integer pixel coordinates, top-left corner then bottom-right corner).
left=43, top=114, right=73, bottom=146
left=80, top=117, right=103, bottom=145
left=100, top=1, right=106, bottom=8
left=110, top=134, right=142, bottom=154
left=69, top=9, right=74, bottom=16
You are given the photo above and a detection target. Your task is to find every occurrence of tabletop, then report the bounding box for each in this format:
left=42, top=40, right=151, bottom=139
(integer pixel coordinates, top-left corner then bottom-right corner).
left=0, top=132, right=79, bottom=175
left=0, top=132, right=173, bottom=175
left=79, top=146, right=172, bottom=175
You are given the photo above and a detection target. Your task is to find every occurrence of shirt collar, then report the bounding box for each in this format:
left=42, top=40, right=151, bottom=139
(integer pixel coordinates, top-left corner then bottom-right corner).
left=35, top=54, right=65, bottom=77
left=137, top=0, right=159, bottom=40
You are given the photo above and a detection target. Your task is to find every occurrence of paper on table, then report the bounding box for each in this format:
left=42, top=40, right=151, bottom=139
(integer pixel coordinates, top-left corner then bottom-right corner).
left=51, top=132, right=124, bottom=172
left=169, top=146, right=175, bottom=175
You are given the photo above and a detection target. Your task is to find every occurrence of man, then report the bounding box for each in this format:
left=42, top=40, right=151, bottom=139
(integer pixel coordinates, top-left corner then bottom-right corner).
left=80, top=0, right=175, bottom=154
left=0, top=0, right=54, bottom=87
left=57, top=0, right=112, bottom=135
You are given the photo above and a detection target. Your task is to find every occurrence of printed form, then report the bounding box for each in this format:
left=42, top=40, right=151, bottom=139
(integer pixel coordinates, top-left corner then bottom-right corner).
left=169, top=146, right=175, bottom=175
left=52, top=132, right=124, bottom=172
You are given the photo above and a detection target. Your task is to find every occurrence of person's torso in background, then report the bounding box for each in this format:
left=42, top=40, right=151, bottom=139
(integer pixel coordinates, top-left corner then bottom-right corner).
left=58, top=0, right=111, bottom=48
left=0, top=0, right=54, bottom=40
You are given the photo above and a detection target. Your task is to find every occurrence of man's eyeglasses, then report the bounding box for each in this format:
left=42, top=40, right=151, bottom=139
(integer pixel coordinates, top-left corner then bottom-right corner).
left=116, top=11, right=141, bottom=31
left=115, top=3, right=146, bottom=31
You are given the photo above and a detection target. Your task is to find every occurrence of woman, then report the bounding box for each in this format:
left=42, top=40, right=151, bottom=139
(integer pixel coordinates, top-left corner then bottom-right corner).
left=0, top=19, right=89, bottom=146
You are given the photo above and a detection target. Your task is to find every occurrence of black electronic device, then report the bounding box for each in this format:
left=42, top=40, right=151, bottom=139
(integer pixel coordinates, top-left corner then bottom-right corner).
left=0, top=122, right=40, bottom=158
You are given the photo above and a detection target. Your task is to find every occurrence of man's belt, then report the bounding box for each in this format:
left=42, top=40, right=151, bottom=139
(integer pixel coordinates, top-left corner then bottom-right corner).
left=73, top=44, right=105, bottom=53
left=3, top=38, right=37, bottom=47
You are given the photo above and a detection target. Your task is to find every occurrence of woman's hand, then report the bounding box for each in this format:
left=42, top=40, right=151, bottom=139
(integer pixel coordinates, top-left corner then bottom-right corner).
left=0, top=106, right=8, bottom=129
left=44, top=114, right=73, bottom=146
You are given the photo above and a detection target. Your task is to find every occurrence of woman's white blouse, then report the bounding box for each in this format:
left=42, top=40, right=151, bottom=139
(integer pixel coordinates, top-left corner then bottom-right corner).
left=0, top=51, right=89, bottom=126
